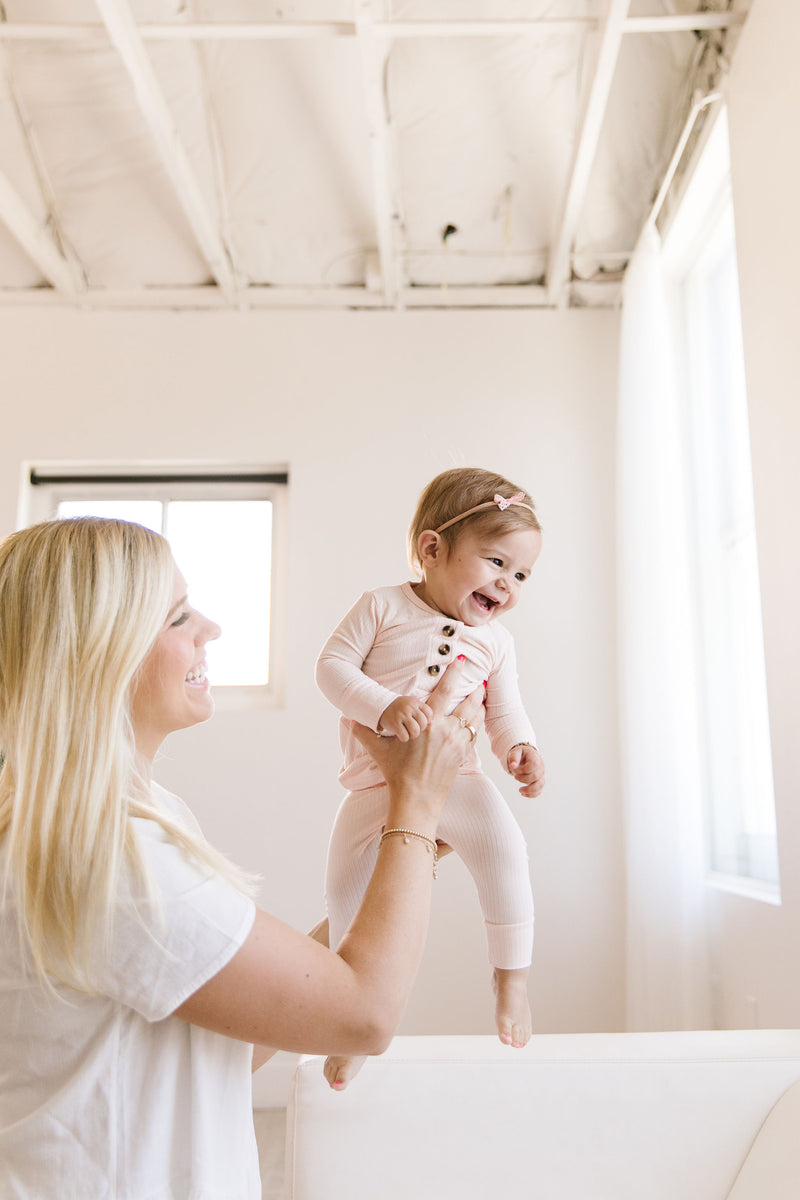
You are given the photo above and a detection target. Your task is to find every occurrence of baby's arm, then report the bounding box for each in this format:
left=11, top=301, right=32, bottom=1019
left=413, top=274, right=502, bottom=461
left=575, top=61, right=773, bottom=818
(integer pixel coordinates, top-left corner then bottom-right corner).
left=507, top=743, right=546, bottom=798
left=484, top=631, right=545, bottom=797
left=378, top=695, right=434, bottom=742
left=316, top=591, right=404, bottom=731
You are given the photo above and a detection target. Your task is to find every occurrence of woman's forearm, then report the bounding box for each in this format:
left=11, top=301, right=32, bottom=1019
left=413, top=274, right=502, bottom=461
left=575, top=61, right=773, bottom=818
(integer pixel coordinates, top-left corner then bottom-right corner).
left=176, top=786, right=444, bottom=1056
left=328, top=779, right=448, bottom=1043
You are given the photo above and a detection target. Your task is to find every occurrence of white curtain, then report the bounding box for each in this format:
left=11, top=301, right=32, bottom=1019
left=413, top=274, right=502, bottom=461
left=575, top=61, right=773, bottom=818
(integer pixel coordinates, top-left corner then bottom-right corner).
left=617, top=225, right=713, bottom=1031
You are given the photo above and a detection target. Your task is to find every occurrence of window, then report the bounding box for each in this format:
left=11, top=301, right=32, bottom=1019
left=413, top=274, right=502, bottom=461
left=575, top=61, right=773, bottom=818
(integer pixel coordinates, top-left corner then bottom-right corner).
left=22, top=465, right=288, bottom=707
left=663, top=110, right=778, bottom=893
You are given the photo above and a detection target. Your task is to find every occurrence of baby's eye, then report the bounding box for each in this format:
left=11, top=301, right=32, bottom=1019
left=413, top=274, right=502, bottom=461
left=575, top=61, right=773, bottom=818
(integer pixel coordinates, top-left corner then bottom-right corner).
left=515, top=572, right=527, bottom=582
left=490, top=557, right=503, bottom=567
left=171, top=610, right=191, bottom=628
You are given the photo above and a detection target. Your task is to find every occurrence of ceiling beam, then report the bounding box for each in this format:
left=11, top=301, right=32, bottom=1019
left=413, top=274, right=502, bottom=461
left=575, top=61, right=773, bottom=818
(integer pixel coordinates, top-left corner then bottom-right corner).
left=0, top=46, right=86, bottom=292
left=546, top=0, right=631, bottom=307
left=93, top=0, right=237, bottom=298
left=0, top=168, right=84, bottom=293
left=0, top=13, right=747, bottom=41
left=355, top=0, right=403, bottom=307
left=624, top=13, right=746, bottom=34
left=0, top=281, right=629, bottom=310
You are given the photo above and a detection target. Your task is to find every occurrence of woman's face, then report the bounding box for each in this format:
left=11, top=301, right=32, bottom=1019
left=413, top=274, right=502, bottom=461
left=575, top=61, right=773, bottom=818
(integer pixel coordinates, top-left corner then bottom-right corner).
left=131, top=563, right=221, bottom=762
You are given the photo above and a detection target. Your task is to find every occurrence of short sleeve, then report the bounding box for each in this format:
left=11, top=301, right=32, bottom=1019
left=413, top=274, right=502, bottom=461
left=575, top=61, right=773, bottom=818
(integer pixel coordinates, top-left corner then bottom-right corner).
left=92, top=817, right=256, bottom=1023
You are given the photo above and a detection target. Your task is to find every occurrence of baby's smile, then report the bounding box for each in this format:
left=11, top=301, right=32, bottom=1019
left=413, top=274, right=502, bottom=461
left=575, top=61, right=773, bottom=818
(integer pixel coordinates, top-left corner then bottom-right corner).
left=472, top=591, right=499, bottom=614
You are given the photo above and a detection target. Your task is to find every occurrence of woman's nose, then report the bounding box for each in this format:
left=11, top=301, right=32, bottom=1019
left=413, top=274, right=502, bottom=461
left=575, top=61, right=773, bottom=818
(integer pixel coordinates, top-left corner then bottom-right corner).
left=198, top=614, right=222, bottom=643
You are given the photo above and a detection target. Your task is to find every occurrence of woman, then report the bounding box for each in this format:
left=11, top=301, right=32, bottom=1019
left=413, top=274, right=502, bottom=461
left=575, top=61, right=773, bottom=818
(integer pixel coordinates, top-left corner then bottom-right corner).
left=0, top=517, right=482, bottom=1199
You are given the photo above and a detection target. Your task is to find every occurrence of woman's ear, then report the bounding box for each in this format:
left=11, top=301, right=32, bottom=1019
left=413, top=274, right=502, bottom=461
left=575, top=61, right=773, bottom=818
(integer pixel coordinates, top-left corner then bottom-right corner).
left=417, top=530, right=443, bottom=568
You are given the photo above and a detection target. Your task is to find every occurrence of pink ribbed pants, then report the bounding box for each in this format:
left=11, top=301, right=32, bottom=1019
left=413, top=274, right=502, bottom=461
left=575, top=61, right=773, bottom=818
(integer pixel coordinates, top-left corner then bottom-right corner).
left=325, top=775, right=534, bottom=970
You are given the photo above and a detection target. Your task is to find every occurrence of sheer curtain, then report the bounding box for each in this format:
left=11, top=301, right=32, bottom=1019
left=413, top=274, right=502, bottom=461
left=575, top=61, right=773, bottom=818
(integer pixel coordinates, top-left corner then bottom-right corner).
left=617, top=224, right=712, bottom=1030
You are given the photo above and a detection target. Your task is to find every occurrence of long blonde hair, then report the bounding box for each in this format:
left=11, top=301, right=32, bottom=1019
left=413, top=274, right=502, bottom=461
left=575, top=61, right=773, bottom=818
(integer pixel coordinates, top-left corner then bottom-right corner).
left=0, top=517, right=253, bottom=994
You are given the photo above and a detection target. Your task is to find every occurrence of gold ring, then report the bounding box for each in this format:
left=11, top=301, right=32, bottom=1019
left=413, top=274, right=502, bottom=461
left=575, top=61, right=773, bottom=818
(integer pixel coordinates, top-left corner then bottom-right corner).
left=455, top=715, right=478, bottom=743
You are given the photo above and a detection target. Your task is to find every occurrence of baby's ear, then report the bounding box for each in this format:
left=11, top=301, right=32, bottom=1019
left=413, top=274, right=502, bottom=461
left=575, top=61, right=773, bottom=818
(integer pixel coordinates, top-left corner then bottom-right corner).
left=417, top=529, right=444, bottom=566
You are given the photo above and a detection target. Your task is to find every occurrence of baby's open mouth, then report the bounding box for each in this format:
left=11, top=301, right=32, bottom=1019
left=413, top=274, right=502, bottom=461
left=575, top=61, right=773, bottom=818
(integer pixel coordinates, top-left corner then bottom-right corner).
left=473, top=592, right=498, bottom=613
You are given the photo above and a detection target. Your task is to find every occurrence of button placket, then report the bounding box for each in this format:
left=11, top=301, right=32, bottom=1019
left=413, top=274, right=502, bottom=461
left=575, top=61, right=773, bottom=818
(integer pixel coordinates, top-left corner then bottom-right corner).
left=428, top=621, right=457, bottom=675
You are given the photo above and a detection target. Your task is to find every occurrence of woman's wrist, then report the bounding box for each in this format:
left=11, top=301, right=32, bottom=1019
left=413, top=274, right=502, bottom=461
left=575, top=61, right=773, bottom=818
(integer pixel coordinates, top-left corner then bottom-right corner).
left=379, top=828, right=439, bottom=878
left=384, top=783, right=442, bottom=841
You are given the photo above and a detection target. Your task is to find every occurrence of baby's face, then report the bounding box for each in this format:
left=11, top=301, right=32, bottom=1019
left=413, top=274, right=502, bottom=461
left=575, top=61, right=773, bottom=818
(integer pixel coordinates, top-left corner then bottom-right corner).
left=422, top=526, right=542, bottom=626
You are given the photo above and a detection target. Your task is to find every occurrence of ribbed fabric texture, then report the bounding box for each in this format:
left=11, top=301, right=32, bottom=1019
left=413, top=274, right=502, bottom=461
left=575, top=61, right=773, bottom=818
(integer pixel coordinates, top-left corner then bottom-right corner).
left=325, top=779, right=534, bottom=970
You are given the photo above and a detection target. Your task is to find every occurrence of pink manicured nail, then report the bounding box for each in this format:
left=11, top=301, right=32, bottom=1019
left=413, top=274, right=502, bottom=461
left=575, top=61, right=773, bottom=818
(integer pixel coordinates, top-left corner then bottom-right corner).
left=457, top=654, right=466, bottom=661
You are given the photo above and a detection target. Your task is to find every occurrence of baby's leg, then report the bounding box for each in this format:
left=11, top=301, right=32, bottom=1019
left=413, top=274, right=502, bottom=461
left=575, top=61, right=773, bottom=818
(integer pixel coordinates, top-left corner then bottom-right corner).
left=437, top=775, right=534, bottom=1047
left=323, top=786, right=388, bottom=1089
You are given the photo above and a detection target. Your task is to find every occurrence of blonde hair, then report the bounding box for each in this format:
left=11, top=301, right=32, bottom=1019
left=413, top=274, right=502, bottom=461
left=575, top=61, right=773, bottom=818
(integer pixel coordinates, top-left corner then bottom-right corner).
left=408, top=467, right=541, bottom=574
left=0, top=517, right=253, bottom=994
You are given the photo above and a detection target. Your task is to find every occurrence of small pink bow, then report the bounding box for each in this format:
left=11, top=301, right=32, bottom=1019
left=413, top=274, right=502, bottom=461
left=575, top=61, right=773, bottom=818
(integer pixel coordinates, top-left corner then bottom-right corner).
left=494, top=492, right=525, bottom=511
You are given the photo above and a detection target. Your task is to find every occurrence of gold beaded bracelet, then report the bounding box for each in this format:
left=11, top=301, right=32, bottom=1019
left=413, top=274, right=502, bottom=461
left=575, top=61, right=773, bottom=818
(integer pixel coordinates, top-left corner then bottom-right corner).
left=379, top=828, right=439, bottom=880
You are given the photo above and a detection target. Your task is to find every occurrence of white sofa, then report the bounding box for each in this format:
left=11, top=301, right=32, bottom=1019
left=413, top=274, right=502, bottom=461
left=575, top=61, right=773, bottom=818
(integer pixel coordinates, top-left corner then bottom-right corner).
left=284, top=1031, right=800, bottom=1199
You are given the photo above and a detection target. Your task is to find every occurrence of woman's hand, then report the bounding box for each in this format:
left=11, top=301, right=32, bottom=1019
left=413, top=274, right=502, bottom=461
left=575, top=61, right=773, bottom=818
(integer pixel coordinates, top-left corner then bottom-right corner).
left=354, top=659, right=484, bottom=809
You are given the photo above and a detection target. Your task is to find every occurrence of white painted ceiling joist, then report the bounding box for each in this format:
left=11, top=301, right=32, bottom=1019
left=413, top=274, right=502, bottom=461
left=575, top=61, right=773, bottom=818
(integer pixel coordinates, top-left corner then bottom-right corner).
left=0, top=13, right=746, bottom=42
left=356, top=0, right=403, bottom=307
left=93, top=0, right=237, bottom=298
left=0, top=168, right=84, bottom=293
left=0, top=283, right=565, bottom=310
left=546, top=0, right=631, bottom=307
left=0, top=44, right=86, bottom=294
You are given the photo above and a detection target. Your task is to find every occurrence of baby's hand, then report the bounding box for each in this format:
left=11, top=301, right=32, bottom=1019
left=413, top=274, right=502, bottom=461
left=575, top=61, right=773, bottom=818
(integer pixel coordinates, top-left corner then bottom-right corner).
left=378, top=695, right=434, bottom=742
left=507, top=743, right=546, bottom=798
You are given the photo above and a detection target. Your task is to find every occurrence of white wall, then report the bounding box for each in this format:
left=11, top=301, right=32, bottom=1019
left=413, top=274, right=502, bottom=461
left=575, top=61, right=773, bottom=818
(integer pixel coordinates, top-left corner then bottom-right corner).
left=712, top=0, right=800, bottom=1027
left=0, top=306, right=624, bottom=1036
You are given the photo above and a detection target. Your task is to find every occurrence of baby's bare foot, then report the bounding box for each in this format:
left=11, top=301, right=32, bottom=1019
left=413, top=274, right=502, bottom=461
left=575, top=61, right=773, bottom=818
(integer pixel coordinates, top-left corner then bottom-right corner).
left=323, top=1054, right=367, bottom=1091
left=493, top=967, right=532, bottom=1048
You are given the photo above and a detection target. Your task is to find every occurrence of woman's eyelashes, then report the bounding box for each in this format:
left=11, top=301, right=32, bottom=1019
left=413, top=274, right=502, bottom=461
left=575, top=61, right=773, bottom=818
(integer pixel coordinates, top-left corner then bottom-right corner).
left=171, top=610, right=191, bottom=628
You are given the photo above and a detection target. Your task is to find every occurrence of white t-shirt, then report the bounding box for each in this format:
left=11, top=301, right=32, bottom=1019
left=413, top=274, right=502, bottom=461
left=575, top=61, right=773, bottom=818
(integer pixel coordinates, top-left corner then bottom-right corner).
left=0, top=784, right=259, bottom=1200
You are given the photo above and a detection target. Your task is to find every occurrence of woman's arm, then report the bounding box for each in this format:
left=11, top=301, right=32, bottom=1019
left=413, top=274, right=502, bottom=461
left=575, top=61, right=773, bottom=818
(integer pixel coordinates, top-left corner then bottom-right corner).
left=251, top=918, right=330, bottom=1072
left=176, top=662, right=482, bottom=1055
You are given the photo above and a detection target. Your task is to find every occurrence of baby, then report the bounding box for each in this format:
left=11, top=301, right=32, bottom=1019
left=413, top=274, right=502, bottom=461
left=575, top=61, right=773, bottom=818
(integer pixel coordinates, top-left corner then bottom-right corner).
left=316, top=467, right=545, bottom=1089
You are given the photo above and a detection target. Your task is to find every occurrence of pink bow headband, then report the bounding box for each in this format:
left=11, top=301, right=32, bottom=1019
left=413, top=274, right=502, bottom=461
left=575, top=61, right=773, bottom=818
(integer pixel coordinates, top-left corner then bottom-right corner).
left=435, top=492, right=535, bottom=533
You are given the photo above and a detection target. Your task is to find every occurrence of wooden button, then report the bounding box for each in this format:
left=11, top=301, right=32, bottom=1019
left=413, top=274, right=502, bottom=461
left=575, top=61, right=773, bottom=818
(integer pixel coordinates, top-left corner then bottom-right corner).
left=427, top=664, right=440, bottom=676
left=438, top=644, right=451, bottom=656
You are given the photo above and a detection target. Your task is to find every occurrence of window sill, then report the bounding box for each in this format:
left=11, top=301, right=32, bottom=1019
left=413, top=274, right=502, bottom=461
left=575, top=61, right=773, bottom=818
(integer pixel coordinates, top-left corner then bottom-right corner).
left=210, top=685, right=283, bottom=712
left=706, top=872, right=782, bottom=906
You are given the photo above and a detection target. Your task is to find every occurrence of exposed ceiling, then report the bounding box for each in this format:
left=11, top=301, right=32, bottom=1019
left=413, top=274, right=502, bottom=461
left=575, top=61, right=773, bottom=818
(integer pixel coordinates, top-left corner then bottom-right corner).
left=0, top=1, right=748, bottom=311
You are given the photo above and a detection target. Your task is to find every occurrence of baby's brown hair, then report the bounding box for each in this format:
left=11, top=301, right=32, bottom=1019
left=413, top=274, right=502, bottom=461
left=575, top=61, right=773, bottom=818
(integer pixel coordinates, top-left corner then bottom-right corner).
left=408, top=467, right=541, bottom=575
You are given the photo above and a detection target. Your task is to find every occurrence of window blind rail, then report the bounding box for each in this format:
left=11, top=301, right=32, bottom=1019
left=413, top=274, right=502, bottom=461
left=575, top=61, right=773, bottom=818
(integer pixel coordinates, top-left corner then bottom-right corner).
left=29, top=470, right=288, bottom=486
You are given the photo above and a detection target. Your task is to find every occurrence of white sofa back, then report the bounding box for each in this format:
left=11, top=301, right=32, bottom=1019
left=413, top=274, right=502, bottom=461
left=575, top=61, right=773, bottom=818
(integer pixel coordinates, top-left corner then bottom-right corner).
left=285, top=1031, right=800, bottom=1199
